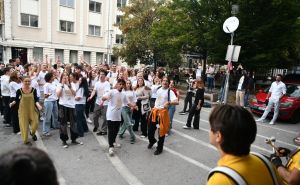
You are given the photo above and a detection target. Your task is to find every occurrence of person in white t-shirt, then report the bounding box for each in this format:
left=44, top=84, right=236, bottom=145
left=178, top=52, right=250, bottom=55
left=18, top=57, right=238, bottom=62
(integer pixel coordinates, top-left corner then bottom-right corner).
left=88, top=70, right=111, bottom=135
left=118, top=80, right=137, bottom=144
left=147, top=77, right=178, bottom=155
left=256, top=74, right=286, bottom=125
left=74, top=77, right=89, bottom=138
left=102, top=79, right=126, bottom=156
left=9, top=71, right=22, bottom=133
left=56, top=73, right=82, bottom=148
left=42, top=72, right=59, bottom=136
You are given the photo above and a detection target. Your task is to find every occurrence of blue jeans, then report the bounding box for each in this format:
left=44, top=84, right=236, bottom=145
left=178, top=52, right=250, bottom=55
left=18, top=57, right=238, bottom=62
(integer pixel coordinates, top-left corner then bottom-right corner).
left=218, top=87, right=225, bottom=101
left=42, top=101, right=58, bottom=134
left=207, top=77, right=214, bottom=91
left=168, top=105, right=176, bottom=130
left=75, top=104, right=88, bottom=137
left=119, top=107, right=135, bottom=141
left=244, top=91, right=250, bottom=107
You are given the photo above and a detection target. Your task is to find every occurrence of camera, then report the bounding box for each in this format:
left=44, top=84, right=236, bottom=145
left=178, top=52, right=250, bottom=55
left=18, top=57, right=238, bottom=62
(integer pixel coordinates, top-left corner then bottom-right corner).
left=265, top=137, right=276, bottom=144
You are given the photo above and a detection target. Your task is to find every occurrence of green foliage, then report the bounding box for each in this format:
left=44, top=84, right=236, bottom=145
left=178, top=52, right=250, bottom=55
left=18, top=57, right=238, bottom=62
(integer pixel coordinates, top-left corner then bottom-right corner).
left=114, top=0, right=300, bottom=71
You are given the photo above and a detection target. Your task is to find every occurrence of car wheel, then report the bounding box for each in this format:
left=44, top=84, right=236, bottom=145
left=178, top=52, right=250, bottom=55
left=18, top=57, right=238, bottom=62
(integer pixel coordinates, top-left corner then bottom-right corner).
left=291, top=109, right=300, bottom=124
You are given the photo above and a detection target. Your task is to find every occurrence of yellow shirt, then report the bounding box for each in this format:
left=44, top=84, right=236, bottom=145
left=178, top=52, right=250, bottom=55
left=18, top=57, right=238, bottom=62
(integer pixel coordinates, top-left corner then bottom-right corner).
left=207, top=154, right=284, bottom=185
left=287, top=148, right=300, bottom=172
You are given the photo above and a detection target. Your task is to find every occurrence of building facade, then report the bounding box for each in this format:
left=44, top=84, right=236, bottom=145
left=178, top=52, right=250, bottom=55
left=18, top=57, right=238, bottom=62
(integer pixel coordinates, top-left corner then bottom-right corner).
left=0, top=0, right=126, bottom=65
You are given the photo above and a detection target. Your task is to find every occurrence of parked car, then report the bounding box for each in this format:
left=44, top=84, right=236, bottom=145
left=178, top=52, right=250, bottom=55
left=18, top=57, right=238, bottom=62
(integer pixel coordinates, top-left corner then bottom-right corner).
left=249, top=81, right=300, bottom=123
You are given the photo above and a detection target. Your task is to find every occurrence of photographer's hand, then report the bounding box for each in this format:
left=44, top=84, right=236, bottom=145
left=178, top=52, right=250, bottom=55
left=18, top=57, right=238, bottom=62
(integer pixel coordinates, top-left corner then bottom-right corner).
left=270, top=154, right=283, bottom=168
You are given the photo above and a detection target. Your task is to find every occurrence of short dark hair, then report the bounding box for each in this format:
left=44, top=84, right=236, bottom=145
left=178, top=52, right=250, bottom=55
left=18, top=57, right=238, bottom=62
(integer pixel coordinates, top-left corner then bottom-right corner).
left=0, top=147, right=58, bottom=185
left=99, top=69, right=108, bottom=76
left=209, top=105, right=257, bottom=156
left=277, top=74, right=283, bottom=78
left=117, top=79, right=126, bottom=85
left=44, top=72, right=53, bottom=82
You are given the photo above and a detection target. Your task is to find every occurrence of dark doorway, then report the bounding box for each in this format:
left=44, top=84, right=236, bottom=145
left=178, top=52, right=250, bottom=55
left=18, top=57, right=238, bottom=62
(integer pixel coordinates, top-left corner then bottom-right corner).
left=12, top=47, right=27, bottom=65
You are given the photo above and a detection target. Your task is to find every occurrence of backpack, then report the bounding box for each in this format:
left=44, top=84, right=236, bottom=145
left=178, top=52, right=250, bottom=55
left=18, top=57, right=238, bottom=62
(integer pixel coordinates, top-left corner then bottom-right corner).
left=207, top=152, right=280, bottom=185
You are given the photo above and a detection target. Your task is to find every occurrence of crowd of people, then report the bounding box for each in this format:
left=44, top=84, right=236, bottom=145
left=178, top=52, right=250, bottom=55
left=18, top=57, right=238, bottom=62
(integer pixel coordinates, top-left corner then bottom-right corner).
left=0, top=57, right=299, bottom=184
left=0, top=57, right=186, bottom=156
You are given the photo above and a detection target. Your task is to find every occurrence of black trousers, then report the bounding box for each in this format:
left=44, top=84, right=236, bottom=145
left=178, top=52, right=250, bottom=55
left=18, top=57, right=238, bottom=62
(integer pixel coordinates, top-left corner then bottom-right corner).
left=59, top=106, right=78, bottom=142
left=148, top=119, right=165, bottom=152
left=10, top=103, right=20, bottom=133
left=183, top=92, right=193, bottom=112
left=107, top=121, right=121, bottom=147
left=186, top=104, right=201, bottom=129
left=132, top=100, right=147, bottom=136
left=2, top=96, right=11, bottom=124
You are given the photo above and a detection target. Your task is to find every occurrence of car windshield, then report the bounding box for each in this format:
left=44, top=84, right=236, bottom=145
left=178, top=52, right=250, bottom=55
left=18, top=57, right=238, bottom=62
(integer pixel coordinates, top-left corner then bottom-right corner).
left=286, top=84, right=300, bottom=98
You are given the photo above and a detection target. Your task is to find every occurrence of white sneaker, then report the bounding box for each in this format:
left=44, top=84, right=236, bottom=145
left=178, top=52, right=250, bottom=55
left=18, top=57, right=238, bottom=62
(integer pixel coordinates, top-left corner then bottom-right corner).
left=269, top=121, right=275, bottom=125
left=113, top=142, right=121, bottom=148
left=109, top=147, right=114, bottom=156
left=40, top=117, right=44, bottom=121
left=255, top=118, right=264, bottom=122
left=87, top=118, right=92, bottom=123
left=183, top=125, right=191, bottom=129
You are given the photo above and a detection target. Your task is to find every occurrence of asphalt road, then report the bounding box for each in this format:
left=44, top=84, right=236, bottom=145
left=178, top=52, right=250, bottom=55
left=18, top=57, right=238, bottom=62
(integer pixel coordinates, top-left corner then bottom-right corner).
left=0, top=101, right=299, bottom=185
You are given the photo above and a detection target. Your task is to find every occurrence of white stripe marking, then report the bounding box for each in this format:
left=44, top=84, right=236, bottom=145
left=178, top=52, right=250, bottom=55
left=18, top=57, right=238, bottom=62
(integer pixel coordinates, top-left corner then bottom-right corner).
left=138, top=137, right=212, bottom=172
left=173, top=119, right=273, bottom=154
left=89, top=126, right=144, bottom=185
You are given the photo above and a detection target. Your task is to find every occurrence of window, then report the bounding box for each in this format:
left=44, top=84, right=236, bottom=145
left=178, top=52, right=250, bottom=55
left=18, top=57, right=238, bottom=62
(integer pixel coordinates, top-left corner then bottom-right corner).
left=96, top=52, right=103, bottom=64
left=69, top=50, right=78, bottom=63
left=84, top=51, right=91, bottom=64
left=60, top=0, right=74, bottom=8
left=117, top=0, right=126, bottom=8
left=21, top=13, right=38, bottom=27
left=116, top=15, right=122, bottom=25
left=89, top=1, right=101, bottom=13
left=55, top=49, right=64, bottom=63
left=115, top=34, right=124, bottom=44
left=60, top=20, right=74, bottom=32
left=33, top=47, right=43, bottom=63
left=88, top=25, right=101, bottom=36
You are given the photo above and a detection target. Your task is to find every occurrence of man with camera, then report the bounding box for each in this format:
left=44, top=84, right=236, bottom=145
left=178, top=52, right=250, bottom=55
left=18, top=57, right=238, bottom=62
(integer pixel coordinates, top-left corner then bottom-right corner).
left=270, top=147, right=300, bottom=185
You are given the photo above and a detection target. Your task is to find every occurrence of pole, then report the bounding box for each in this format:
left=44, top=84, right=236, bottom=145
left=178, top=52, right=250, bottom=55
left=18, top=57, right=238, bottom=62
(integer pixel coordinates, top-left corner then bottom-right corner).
left=106, top=0, right=111, bottom=64
left=223, top=32, right=234, bottom=104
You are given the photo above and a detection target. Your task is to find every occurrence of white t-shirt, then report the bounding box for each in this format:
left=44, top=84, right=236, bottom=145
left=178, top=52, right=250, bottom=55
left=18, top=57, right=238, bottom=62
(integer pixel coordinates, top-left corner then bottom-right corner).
left=94, top=81, right=111, bottom=105
left=75, top=87, right=86, bottom=105
left=37, top=71, right=47, bottom=92
left=151, top=84, right=161, bottom=99
left=269, top=81, right=286, bottom=101
left=104, top=89, right=126, bottom=121
left=155, top=88, right=177, bottom=109
left=57, top=83, right=76, bottom=108
left=122, top=90, right=137, bottom=107
left=0, top=75, right=10, bottom=96
left=44, top=82, right=58, bottom=101
left=9, top=81, right=22, bottom=98
left=237, top=76, right=245, bottom=90
left=31, top=77, right=40, bottom=98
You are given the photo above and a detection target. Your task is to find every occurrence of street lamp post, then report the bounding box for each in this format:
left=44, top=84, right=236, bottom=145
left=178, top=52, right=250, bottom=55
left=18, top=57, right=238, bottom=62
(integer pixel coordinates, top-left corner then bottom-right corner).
left=223, top=5, right=239, bottom=104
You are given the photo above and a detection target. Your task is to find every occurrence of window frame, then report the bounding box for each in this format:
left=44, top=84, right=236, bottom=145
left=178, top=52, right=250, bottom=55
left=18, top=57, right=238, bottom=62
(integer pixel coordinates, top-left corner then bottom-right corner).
left=59, top=20, right=74, bottom=33
left=115, top=34, right=124, bottom=44
left=20, top=13, right=39, bottom=28
left=60, top=0, right=75, bottom=8
left=89, top=0, right=101, bottom=13
left=88, top=24, right=101, bottom=37
left=117, top=0, right=126, bottom=8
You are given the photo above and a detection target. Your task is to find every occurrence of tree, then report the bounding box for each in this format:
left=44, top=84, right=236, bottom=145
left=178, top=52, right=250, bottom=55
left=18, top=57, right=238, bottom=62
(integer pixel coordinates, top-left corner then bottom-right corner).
left=113, top=0, right=163, bottom=67
left=115, top=0, right=300, bottom=71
